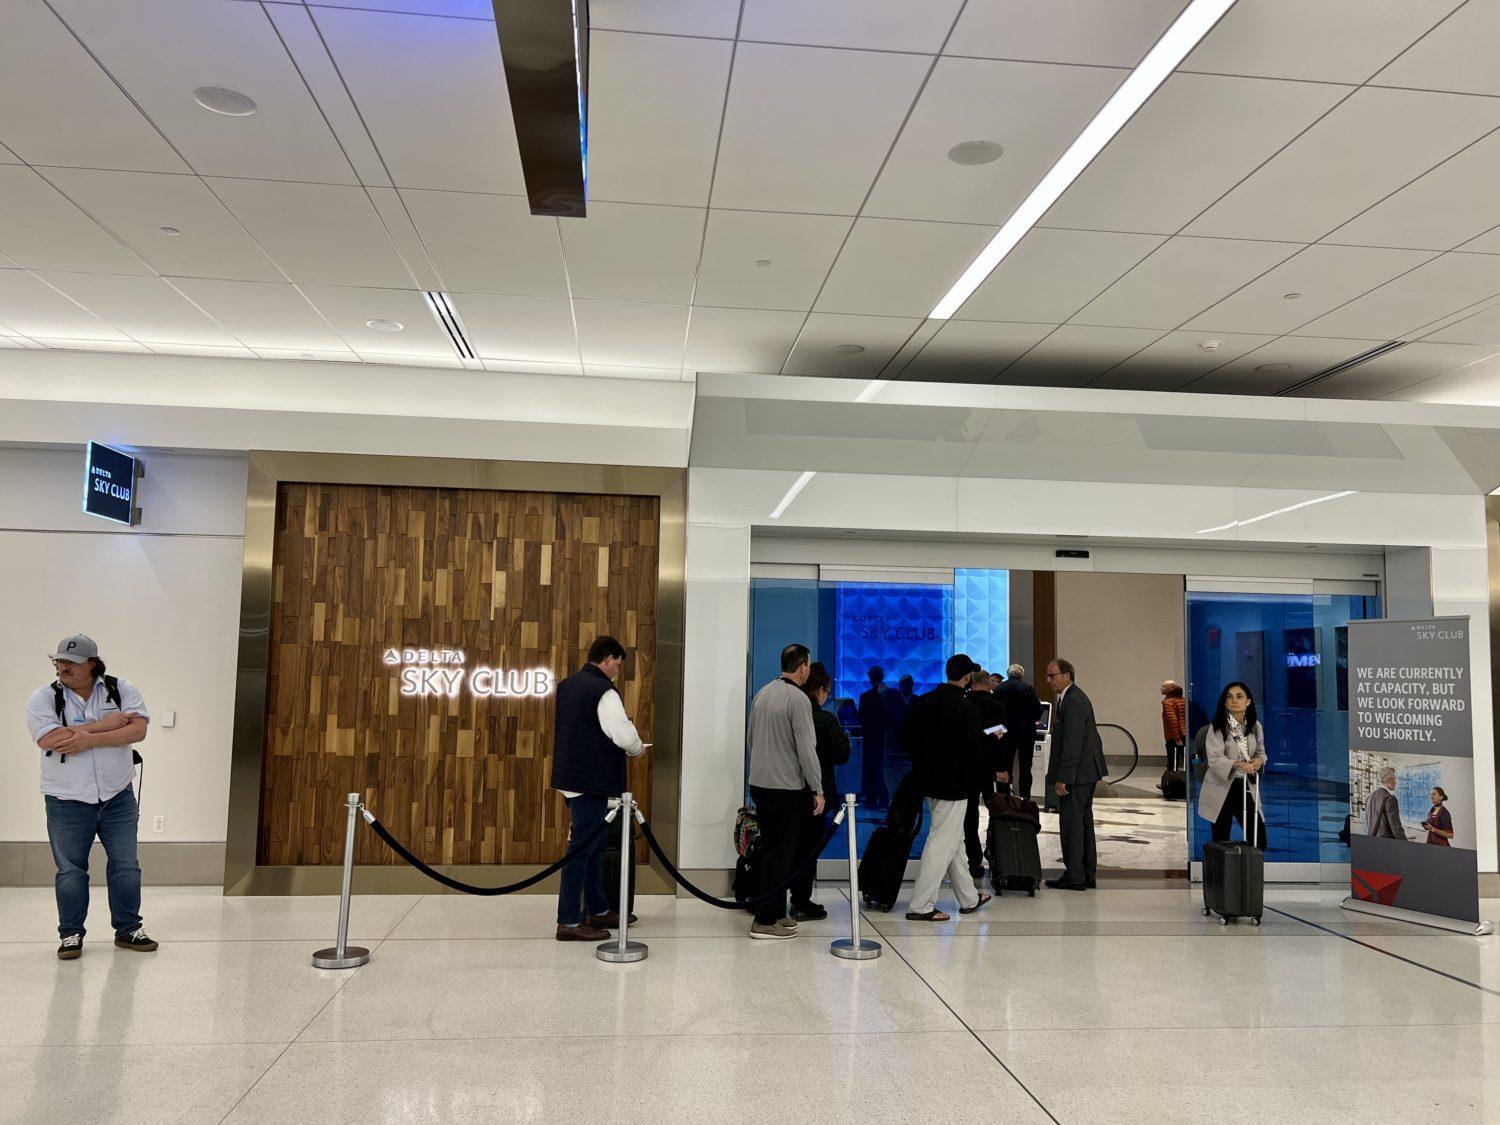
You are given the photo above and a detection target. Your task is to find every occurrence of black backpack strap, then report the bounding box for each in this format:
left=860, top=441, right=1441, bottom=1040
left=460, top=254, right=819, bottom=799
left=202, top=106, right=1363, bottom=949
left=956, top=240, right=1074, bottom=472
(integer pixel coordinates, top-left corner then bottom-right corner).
left=52, top=681, right=67, bottom=726
left=103, top=675, right=122, bottom=709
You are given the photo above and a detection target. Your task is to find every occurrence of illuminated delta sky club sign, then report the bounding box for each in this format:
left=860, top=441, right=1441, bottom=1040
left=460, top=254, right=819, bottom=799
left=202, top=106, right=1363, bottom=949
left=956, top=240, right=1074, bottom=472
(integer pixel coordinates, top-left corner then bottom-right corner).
left=384, top=648, right=554, bottom=699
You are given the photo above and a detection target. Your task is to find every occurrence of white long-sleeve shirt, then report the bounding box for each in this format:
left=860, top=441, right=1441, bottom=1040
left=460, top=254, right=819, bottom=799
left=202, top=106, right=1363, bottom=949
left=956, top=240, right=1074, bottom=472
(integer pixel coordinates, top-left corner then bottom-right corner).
left=559, top=692, right=645, bottom=799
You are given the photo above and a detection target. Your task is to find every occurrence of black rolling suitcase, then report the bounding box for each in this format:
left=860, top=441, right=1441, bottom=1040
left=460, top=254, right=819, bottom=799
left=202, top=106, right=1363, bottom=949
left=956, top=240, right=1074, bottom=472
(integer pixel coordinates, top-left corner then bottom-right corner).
left=987, top=814, right=1043, bottom=896
left=858, top=774, right=924, bottom=912
left=1201, top=774, right=1264, bottom=926
left=1160, top=769, right=1186, bottom=800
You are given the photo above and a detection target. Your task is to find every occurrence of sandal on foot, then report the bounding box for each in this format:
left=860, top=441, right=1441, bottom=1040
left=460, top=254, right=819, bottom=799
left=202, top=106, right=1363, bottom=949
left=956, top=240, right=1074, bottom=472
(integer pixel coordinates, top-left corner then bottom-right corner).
left=904, top=909, right=950, bottom=922
left=959, top=893, right=993, bottom=915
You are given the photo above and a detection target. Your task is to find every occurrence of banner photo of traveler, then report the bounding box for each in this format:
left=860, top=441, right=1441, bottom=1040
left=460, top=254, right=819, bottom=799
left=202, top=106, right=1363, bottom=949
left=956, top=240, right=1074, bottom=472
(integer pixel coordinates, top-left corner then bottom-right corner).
left=1347, top=617, right=1483, bottom=929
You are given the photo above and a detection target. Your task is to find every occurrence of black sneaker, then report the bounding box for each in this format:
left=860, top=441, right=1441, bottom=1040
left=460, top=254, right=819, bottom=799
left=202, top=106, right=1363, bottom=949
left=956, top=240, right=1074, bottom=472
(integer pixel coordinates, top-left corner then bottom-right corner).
left=57, top=933, right=83, bottom=960
left=114, top=928, right=158, bottom=952
left=790, top=901, right=827, bottom=921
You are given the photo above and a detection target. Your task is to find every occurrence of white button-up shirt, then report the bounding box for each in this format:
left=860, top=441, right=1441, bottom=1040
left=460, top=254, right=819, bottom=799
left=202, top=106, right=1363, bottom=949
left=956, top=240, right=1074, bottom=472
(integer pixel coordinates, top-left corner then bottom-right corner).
left=25, top=677, right=149, bottom=803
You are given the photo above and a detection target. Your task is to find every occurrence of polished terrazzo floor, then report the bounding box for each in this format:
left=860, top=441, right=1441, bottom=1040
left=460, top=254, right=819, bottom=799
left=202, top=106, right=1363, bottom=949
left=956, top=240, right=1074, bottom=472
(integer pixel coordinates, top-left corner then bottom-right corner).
left=3, top=882, right=1498, bottom=1123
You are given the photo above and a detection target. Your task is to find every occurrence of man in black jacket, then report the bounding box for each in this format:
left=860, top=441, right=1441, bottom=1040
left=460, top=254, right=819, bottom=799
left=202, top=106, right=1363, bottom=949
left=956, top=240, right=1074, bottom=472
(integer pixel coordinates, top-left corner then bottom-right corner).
left=963, top=670, right=1007, bottom=881
left=995, top=664, right=1043, bottom=800
left=1043, top=658, right=1107, bottom=891
left=790, top=662, right=850, bottom=920
left=903, top=654, right=996, bottom=921
left=551, top=636, right=648, bottom=941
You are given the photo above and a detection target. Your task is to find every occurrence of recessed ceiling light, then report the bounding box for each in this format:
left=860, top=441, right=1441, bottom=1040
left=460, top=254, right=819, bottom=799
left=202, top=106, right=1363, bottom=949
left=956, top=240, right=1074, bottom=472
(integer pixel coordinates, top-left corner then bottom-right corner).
left=158, top=226, right=181, bottom=237
left=831, top=344, right=865, bottom=355
left=929, top=0, right=1238, bottom=320
left=754, top=259, right=772, bottom=268
left=1198, top=340, right=1221, bottom=351
left=1282, top=292, right=1302, bottom=300
left=947, top=140, right=1004, bottom=166
left=193, top=86, right=258, bottom=116
left=365, top=319, right=404, bottom=332
left=1256, top=362, right=1292, bottom=372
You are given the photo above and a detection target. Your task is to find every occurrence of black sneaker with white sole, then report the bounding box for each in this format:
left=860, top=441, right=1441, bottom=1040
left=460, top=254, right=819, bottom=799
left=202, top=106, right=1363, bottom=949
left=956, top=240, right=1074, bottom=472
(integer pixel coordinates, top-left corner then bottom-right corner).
left=114, top=928, right=158, bottom=952
left=57, top=933, right=83, bottom=960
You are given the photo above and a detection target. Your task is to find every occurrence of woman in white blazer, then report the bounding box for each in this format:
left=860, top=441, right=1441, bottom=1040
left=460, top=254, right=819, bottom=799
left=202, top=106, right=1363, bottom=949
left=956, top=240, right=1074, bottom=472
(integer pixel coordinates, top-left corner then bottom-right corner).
left=1197, top=682, right=1268, bottom=849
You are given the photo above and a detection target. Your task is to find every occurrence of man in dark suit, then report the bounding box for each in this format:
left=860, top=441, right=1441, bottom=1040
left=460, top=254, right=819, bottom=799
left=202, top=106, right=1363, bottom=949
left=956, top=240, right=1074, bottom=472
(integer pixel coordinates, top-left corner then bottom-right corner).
left=1043, top=658, right=1107, bottom=891
left=994, top=664, right=1042, bottom=800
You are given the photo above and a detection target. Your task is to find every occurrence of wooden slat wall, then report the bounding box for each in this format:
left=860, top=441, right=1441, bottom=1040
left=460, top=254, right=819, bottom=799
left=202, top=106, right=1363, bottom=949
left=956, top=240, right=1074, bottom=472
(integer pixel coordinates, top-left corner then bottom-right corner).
left=257, top=482, right=659, bottom=866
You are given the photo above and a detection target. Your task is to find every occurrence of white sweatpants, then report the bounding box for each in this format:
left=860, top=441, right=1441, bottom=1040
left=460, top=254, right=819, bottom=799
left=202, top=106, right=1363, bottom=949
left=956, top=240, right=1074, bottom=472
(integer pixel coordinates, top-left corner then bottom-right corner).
left=908, top=797, right=980, bottom=914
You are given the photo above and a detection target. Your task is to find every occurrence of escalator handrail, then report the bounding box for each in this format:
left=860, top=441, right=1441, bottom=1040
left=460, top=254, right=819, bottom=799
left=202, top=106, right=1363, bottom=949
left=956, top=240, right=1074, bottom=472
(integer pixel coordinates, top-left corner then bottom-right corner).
left=1099, top=722, right=1139, bottom=785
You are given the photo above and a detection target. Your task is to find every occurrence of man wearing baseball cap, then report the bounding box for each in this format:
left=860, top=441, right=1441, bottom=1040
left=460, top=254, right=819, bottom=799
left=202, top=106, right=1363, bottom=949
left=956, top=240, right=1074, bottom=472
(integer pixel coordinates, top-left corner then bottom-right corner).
left=24, top=634, right=157, bottom=959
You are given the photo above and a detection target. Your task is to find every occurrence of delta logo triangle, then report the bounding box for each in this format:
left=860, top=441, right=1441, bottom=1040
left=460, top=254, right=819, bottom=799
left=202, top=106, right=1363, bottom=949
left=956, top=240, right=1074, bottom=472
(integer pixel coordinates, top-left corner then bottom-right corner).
left=382, top=648, right=401, bottom=665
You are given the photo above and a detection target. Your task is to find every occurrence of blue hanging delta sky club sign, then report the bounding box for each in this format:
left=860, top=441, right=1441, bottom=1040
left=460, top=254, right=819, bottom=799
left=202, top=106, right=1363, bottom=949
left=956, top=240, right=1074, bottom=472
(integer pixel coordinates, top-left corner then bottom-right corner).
left=83, top=441, right=140, bottom=525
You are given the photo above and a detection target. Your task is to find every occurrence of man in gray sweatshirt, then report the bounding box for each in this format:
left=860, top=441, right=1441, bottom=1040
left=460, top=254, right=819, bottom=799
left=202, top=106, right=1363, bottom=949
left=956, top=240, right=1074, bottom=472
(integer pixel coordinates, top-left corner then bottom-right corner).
left=746, top=643, right=826, bottom=939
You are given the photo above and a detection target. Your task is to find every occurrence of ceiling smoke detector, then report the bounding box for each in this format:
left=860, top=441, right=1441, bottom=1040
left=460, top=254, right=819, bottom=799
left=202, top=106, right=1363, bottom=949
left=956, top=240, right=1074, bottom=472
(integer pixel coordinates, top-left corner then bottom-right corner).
left=1282, top=292, right=1302, bottom=300
left=1198, top=340, right=1221, bottom=351
left=193, top=86, right=258, bottom=116
left=365, top=319, right=404, bottom=332
left=1256, top=362, right=1292, bottom=373
left=831, top=344, right=865, bottom=355
left=754, top=259, right=772, bottom=268
left=947, top=140, right=1004, bottom=166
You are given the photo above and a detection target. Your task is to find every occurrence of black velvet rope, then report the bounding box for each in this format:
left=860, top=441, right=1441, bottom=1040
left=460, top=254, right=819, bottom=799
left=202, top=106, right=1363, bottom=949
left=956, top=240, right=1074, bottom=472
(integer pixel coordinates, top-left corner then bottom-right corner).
left=636, top=812, right=843, bottom=911
left=364, top=811, right=614, bottom=896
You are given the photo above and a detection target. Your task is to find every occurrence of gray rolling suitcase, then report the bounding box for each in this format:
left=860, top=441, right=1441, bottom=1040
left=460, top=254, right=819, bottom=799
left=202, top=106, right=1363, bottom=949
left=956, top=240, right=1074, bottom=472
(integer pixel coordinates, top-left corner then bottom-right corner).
left=1201, top=773, right=1263, bottom=926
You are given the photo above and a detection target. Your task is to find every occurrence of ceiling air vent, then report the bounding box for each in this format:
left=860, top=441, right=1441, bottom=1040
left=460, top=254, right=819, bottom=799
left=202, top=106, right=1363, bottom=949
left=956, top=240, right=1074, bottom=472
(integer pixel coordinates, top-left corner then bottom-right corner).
left=1274, top=340, right=1406, bottom=396
left=422, top=291, right=476, bottom=360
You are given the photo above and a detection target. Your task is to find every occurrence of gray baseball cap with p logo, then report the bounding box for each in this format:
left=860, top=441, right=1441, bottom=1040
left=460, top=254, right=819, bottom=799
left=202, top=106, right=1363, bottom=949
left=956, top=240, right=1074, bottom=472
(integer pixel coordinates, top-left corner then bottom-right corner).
left=49, top=634, right=99, bottom=663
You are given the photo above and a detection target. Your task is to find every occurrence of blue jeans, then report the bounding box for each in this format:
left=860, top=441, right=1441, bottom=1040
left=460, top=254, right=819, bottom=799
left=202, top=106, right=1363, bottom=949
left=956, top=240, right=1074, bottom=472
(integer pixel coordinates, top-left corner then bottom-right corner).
left=44, top=786, right=143, bottom=939
left=556, top=794, right=610, bottom=925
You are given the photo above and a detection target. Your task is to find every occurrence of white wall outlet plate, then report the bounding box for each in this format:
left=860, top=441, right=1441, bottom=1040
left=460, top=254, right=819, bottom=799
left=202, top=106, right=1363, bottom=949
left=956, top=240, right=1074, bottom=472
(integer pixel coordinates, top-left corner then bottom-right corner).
left=153, top=815, right=165, bottom=833
left=161, top=710, right=176, bottom=728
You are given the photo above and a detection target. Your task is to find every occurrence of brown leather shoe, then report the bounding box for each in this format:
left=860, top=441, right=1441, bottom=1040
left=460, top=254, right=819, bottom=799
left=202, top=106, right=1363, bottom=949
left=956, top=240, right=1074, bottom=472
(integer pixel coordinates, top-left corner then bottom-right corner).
left=556, top=922, right=610, bottom=942
left=585, top=911, right=637, bottom=928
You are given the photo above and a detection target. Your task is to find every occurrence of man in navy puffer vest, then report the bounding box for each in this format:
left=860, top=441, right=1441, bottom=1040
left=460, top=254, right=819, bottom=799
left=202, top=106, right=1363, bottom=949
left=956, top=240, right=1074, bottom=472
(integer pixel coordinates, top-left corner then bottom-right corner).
left=552, top=636, right=648, bottom=942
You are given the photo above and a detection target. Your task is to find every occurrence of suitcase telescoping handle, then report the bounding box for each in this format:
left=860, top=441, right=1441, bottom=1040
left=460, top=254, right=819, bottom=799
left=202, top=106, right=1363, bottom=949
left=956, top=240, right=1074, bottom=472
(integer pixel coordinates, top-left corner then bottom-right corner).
left=1243, top=765, right=1261, bottom=849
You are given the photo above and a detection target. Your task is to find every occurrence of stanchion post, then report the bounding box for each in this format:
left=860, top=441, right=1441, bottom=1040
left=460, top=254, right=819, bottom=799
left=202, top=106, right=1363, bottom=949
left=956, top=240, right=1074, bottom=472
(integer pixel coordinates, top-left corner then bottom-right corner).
left=313, top=792, right=371, bottom=969
left=597, top=790, right=648, bottom=964
left=831, top=792, right=881, bottom=961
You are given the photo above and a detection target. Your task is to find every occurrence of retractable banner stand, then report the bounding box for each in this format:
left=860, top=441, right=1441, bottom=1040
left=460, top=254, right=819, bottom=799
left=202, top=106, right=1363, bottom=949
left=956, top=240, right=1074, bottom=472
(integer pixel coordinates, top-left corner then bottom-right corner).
left=1344, top=617, right=1494, bottom=935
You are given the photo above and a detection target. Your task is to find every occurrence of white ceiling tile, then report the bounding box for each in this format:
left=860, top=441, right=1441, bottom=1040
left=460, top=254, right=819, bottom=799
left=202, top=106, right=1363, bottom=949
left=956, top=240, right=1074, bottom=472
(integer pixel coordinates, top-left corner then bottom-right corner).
left=364, top=187, right=441, bottom=292
left=1185, top=88, right=1500, bottom=243
left=298, top=284, right=457, bottom=356
left=1186, top=336, right=1385, bottom=395
left=1186, top=245, right=1436, bottom=335
left=1293, top=253, right=1500, bottom=340
left=694, top=210, right=853, bottom=311
left=205, top=178, right=413, bottom=288
left=1074, top=237, right=1301, bottom=330
left=33, top=271, right=241, bottom=346
left=782, top=313, right=924, bottom=377
left=590, top=0, right=741, bottom=38
left=684, top=307, right=805, bottom=374
left=1184, top=0, right=1463, bottom=84
left=0, top=269, right=127, bottom=340
left=34, top=339, right=151, bottom=354
left=0, top=142, right=18, bottom=164
left=1301, top=342, right=1500, bottom=400
left=712, top=43, right=930, bottom=214
left=50, top=0, right=354, bottom=183
left=0, top=167, right=150, bottom=276
left=401, top=190, right=567, bottom=297
left=1045, top=74, right=1349, bottom=235
left=1323, top=130, right=1500, bottom=252
left=166, top=278, right=348, bottom=349
left=1421, top=303, right=1500, bottom=346
left=899, top=320, right=1054, bottom=383
left=815, top=218, right=994, bottom=318
left=866, top=57, right=1125, bottom=226
left=1384, top=351, right=1500, bottom=403
left=587, top=32, right=732, bottom=208
left=997, top=324, right=1165, bottom=386
left=741, top=0, right=966, bottom=52
left=38, top=168, right=282, bottom=282
left=955, top=228, right=1163, bottom=323
left=950, top=0, right=1188, bottom=67
left=1374, top=1, right=1500, bottom=96
left=1100, top=330, right=1278, bottom=392
left=559, top=202, right=705, bottom=304
left=313, top=6, right=523, bottom=194
left=145, top=342, right=257, bottom=358
left=251, top=347, right=359, bottom=362
left=451, top=293, right=580, bottom=364
left=1459, top=226, right=1500, bottom=255
left=0, top=0, right=187, bottom=173
left=573, top=300, right=689, bottom=369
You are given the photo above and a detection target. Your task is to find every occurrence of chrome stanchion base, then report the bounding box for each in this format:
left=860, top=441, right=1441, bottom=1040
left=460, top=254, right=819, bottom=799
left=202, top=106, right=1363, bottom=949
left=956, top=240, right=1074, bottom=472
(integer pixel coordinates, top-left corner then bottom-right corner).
left=829, top=937, right=881, bottom=961
left=312, top=945, right=370, bottom=969
left=595, top=940, right=648, bottom=963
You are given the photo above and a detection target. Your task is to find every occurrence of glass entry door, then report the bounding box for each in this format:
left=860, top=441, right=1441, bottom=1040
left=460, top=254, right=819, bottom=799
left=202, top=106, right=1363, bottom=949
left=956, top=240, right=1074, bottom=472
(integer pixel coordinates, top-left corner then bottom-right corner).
left=1185, top=581, right=1380, bottom=881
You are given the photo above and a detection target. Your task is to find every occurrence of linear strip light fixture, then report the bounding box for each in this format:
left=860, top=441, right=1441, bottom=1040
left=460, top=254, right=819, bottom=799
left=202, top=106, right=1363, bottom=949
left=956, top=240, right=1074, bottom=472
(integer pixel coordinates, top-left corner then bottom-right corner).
left=929, top=0, right=1237, bottom=321
left=422, top=291, right=477, bottom=360
left=1197, top=490, right=1356, bottom=535
left=770, top=471, right=817, bottom=520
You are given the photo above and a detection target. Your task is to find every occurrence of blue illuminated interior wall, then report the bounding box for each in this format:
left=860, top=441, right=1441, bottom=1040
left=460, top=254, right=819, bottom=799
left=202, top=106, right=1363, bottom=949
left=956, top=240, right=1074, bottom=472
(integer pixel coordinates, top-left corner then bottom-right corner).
left=955, top=568, right=1010, bottom=675
left=832, top=583, right=954, bottom=705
